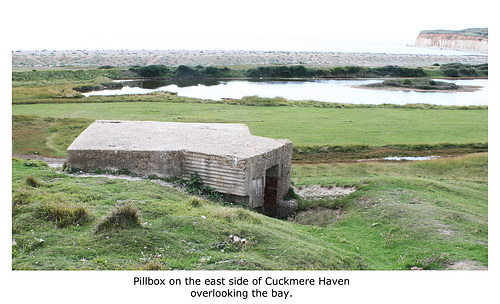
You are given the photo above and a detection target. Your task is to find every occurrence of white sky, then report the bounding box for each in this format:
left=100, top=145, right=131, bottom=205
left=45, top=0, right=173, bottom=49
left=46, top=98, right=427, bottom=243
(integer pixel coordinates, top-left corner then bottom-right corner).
left=3, top=0, right=491, bottom=51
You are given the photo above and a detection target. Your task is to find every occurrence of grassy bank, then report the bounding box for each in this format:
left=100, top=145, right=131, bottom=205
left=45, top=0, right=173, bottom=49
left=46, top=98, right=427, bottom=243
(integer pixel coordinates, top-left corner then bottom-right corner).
left=12, top=152, right=487, bottom=270
left=12, top=158, right=363, bottom=270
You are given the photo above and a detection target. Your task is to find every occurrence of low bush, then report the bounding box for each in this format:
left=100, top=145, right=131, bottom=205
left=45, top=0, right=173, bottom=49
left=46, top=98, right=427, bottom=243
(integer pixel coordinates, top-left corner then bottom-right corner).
left=135, top=65, right=171, bottom=78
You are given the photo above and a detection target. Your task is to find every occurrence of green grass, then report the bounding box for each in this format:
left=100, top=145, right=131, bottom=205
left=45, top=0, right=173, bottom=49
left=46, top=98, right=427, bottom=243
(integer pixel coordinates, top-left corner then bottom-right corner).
left=12, top=153, right=487, bottom=270
left=293, top=153, right=488, bottom=269
left=12, top=115, right=92, bottom=158
left=12, top=102, right=487, bottom=159
left=12, top=158, right=363, bottom=270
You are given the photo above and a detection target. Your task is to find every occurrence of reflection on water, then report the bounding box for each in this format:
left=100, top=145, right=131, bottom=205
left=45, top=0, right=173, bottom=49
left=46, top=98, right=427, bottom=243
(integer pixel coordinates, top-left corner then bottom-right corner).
left=84, top=79, right=488, bottom=106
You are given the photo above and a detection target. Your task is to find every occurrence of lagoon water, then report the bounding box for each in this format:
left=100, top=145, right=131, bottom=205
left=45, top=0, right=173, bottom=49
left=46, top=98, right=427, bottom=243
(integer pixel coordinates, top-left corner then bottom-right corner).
left=84, top=78, right=488, bottom=106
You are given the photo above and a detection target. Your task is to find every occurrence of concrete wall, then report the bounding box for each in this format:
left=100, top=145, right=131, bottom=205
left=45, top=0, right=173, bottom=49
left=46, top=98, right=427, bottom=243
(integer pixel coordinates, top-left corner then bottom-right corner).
left=66, top=149, right=185, bottom=177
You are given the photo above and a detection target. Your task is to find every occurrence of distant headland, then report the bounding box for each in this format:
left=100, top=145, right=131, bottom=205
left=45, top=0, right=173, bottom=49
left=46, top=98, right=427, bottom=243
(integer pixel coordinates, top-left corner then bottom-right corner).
left=415, top=28, right=488, bottom=53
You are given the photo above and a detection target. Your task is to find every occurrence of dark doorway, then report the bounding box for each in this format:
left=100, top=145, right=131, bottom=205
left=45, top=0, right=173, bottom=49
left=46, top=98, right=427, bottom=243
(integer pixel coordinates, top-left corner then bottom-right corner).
left=263, top=165, right=279, bottom=216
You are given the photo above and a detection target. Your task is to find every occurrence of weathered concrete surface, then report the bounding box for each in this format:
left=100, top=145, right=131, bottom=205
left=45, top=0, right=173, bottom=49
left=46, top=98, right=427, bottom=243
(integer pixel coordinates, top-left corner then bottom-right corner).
left=67, top=120, right=292, bottom=211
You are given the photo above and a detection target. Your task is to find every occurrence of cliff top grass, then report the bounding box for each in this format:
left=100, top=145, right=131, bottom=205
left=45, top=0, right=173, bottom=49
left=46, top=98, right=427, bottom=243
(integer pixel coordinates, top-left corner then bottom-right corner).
left=421, top=28, right=488, bottom=38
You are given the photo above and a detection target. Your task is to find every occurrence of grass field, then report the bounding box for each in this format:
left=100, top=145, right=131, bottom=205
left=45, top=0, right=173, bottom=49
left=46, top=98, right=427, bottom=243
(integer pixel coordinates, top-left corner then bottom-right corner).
left=12, top=101, right=487, bottom=160
left=11, top=67, right=488, bottom=271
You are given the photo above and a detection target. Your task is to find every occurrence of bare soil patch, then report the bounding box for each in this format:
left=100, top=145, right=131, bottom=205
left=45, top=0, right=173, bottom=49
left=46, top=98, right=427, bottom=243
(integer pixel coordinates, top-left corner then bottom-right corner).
left=294, top=185, right=356, bottom=200
left=446, top=260, right=487, bottom=270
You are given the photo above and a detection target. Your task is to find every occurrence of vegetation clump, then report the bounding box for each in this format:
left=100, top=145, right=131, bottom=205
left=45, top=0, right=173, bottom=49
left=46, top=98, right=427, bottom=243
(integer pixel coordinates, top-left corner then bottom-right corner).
left=38, top=203, right=90, bottom=228
left=25, top=175, right=41, bottom=188
left=440, top=63, right=488, bottom=77
left=362, top=78, right=473, bottom=91
left=183, top=172, right=225, bottom=202
left=23, top=159, right=48, bottom=167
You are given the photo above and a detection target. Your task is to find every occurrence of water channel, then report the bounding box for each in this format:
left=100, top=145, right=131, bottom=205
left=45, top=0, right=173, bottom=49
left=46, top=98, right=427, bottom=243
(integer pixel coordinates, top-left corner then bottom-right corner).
left=84, top=78, right=488, bottom=106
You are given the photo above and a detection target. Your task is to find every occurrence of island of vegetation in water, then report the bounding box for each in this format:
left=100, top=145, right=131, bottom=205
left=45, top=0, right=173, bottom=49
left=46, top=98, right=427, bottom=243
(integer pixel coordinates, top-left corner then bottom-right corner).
left=358, top=78, right=479, bottom=92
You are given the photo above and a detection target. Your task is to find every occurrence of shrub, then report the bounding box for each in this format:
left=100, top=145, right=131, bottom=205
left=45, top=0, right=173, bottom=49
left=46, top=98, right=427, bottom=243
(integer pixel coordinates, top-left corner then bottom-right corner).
left=174, top=65, right=201, bottom=79
left=200, top=66, right=222, bottom=78
left=95, top=203, right=142, bottom=232
left=136, top=65, right=170, bottom=77
left=442, top=68, right=460, bottom=77
left=38, top=203, right=90, bottom=228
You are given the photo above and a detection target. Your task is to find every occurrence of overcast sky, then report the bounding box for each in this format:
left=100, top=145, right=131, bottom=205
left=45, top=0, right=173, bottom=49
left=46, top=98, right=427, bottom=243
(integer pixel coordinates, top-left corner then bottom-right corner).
left=4, top=0, right=491, bottom=51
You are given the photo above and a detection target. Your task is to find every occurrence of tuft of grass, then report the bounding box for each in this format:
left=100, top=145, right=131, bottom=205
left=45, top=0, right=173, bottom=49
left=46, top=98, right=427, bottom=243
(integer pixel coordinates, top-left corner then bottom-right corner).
left=399, top=249, right=452, bottom=270
left=186, top=196, right=204, bottom=207
left=25, top=176, right=41, bottom=188
left=38, top=203, right=90, bottom=228
left=143, top=259, right=164, bottom=270
left=95, top=203, right=142, bottom=232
